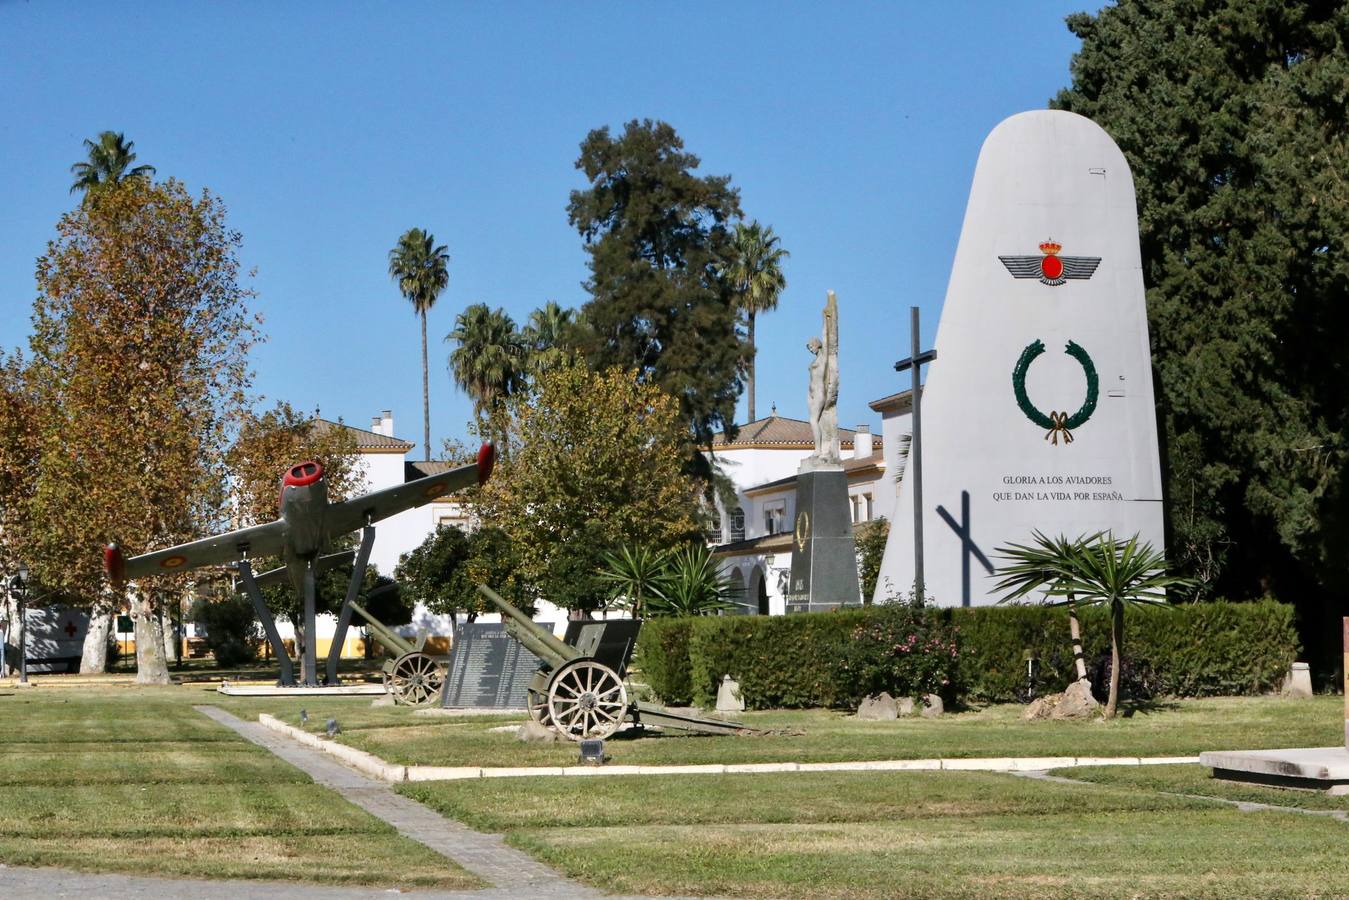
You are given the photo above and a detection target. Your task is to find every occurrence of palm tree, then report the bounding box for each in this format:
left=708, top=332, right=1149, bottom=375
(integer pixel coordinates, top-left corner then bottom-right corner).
left=996, top=531, right=1190, bottom=718
left=446, top=303, right=525, bottom=428
left=647, top=544, right=740, bottom=617
left=994, top=531, right=1091, bottom=684
left=69, top=131, right=156, bottom=197
left=388, top=228, right=450, bottom=461
left=521, top=300, right=576, bottom=375
left=724, top=221, right=789, bottom=422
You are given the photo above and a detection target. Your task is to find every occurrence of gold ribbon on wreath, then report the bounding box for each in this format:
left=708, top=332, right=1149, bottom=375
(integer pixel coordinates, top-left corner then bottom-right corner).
left=1045, top=411, right=1074, bottom=446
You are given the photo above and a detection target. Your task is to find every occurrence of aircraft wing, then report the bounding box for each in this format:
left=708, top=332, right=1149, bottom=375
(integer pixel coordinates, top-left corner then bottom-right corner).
left=106, top=519, right=289, bottom=584
left=240, top=550, right=355, bottom=589
left=324, top=443, right=494, bottom=538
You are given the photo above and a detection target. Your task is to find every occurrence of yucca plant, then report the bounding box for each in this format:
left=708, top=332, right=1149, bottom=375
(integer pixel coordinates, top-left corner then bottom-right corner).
left=996, top=531, right=1190, bottom=718
left=597, top=544, right=668, bottom=618
left=648, top=544, right=741, bottom=617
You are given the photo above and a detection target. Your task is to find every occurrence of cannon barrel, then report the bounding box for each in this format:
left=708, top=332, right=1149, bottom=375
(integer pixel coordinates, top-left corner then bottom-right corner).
left=346, top=598, right=416, bottom=658
left=475, top=584, right=578, bottom=666
left=502, top=616, right=577, bottom=669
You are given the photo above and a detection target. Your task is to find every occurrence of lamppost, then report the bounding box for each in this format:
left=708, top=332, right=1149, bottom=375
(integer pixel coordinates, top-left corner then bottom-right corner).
left=9, top=564, right=30, bottom=684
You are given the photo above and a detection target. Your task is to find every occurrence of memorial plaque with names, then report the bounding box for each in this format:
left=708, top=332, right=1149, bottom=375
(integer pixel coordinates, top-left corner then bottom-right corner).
left=440, top=622, right=551, bottom=709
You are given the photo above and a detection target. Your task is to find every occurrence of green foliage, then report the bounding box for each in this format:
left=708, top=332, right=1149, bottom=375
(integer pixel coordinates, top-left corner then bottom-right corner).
left=636, top=600, right=1298, bottom=709
left=69, top=131, right=155, bottom=197
left=394, top=525, right=474, bottom=617
left=388, top=226, right=450, bottom=460
left=597, top=544, right=667, bottom=617
left=724, top=220, right=789, bottom=422
left=473, top=360, right=699, bottom=613
left=567, top=119, right=748, bottom=456
left=837, top=603, right=960, bottom=703
left=952, top=600, right=1299, bottom=703
left=445, top=303, right=526, bottom=428
left=632, top=617, right=695, bottom=705
left=1053, top=2, right=1349, bottom=604
left=995, top=531, right=1193, bottom=716
left=647, top=544, right=739, bottom=617
left=854, top=517, right=890, bottom=601
left=191, top=591, right=260, bottom=667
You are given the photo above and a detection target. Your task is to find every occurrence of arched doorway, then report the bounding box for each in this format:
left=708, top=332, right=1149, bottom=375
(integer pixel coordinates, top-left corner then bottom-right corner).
left=727, top=568, right=747, bottom=615
left=748, top=566, right=769, bottom=615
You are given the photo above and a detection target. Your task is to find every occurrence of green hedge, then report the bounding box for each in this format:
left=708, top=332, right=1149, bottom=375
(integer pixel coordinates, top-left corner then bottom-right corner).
left=633, top=617, right=696, bottom=705
left=634, top=600, right=1299, bottom=709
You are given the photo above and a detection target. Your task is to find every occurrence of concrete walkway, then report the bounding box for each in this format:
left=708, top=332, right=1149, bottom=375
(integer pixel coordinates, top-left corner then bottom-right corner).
left=195, top=705, right=601, bottom=898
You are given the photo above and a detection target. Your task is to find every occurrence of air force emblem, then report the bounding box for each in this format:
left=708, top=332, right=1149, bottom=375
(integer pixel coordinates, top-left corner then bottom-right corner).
left=999, top=240, right=1100, bottom=286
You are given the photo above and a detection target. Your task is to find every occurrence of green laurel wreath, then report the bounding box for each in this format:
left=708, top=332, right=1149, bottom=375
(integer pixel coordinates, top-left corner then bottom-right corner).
left=1012, top=339, right=1099, bottom=443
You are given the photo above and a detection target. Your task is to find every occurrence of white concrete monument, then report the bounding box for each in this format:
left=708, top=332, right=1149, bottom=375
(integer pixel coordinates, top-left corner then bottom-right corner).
left=874, top=110, right=1165, bottom=606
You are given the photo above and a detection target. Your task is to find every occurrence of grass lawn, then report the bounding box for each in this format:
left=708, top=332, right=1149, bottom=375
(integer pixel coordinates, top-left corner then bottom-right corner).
left=401, top=769, right=1349, bottom=898
left=0, top=686, right=481, bottom=890
left=214, top=693, right=1343, bottom=768
left=1055, top=763, right=1349, bottom=812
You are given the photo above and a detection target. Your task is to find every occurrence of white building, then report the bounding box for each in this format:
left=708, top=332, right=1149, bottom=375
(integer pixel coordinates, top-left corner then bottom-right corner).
left=707, top=397, right=910, bottom=614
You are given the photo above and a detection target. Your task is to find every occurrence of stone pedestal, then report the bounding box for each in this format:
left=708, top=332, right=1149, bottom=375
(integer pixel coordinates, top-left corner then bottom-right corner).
left=785, top=465, right=860, bottom=613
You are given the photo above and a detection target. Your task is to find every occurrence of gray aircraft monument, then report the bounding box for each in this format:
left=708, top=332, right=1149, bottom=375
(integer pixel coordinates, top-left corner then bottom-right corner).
left=874, top=109, right=1166, bottom=606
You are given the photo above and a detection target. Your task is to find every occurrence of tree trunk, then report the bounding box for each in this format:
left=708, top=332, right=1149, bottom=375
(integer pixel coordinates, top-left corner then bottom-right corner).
left=1067, top=597, right=1088, bottom=682
left=747, top=310, right=757, bottom=422
left=132, top=590, right=170, bottom=684
left=80, top=604, right=114, bottom=674
left=421, top=309, right=431, bottom=462
left=1105, top=600, right=1123, bottom=718
left=161, top=598, right=177, bottom=663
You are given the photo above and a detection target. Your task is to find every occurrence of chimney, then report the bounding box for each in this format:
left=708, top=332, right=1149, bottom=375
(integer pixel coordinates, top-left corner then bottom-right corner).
left=370, top=416, right=383, bottom=435
left=381, top=410, right=393, bottom=436
left=854, top=424, right=873, bottom=459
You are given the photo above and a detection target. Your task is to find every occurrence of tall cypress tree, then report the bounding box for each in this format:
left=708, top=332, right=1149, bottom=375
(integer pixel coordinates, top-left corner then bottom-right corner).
left=1054, top=2, right=1349, bottom=628
left=567, top=119, right=748, bottom=457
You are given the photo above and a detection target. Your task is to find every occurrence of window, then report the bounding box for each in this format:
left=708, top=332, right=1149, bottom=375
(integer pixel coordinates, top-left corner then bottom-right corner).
left=764, top=500, right=786, bottom=535
left=729, top=506, right=745, bottom=542
left=864, top=493, right=874, bottom=522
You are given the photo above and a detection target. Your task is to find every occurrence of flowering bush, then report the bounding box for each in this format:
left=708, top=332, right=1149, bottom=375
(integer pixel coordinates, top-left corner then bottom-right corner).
left=837, top=603, right=960, bottom=704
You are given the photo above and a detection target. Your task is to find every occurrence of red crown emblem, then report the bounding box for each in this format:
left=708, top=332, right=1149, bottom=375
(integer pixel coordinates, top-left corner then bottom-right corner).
left=999, top=239, right=1100, bottom=287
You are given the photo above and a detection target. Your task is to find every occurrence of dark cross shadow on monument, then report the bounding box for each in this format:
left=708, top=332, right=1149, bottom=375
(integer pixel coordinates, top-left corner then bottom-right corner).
left=935, top=490, right=994, bottom=607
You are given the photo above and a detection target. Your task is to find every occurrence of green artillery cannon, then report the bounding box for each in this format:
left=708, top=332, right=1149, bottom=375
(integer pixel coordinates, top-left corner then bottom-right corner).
left=346, top=597, right=446, bottom=707
left=476, top=584, right=750, bottom=741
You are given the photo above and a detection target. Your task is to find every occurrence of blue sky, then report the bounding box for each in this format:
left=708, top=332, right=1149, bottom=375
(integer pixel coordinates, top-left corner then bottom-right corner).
left=1, top=2, right=1092, bottom=454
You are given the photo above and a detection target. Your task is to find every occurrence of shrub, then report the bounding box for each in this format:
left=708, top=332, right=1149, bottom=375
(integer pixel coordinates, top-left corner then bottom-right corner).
left=837, top=602, right=959, bottom=704
left=634, top=617, right=695, bottom=705
left=635, top=599, right=1298, bottom=709
left=191, top=593, right=261, bottom=667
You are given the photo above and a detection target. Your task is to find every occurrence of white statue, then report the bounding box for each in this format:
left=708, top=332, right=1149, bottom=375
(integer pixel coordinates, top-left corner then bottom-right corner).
left=806, top=291, right=841, bottom=468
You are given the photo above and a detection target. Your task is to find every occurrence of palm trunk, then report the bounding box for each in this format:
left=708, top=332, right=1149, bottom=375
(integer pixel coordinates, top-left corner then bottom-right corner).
left=747, top=310, right=757, bottom=422
left=132, top=590, right=170, bottom=684
left=1105, top=600, right=1123, bottom=718
left=80, top=604, right=113, bottom=674
left=421, top=309, right=431, bottom=462
left=1067, top=596, right=1087, bottom=682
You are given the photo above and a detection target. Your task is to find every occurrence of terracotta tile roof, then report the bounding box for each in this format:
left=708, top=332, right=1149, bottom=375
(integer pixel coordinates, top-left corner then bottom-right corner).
left=711, top=415, right=857, bottom=449
left=313, top=418, right=415, bottom=453
left=742, top=453, right=885, bottom=497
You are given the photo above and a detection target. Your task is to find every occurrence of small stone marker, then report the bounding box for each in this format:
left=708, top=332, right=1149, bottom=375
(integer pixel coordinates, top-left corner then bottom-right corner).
left=1281, top=662, right=1313, bottom=698
left=920, top=694, right=945, bottom=718
left=1023, top=680, right=1098, bottom=720
left=716, top=675, right=746, bottom=713
left=857, top=692, right=899, bottom=721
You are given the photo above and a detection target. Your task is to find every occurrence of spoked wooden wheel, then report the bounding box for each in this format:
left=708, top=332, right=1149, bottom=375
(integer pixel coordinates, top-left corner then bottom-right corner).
left=527, top=687, right=552, bottom=726
left=546, top=659, right=628, bottom=741
left=384, top=651, right=446, bottom=706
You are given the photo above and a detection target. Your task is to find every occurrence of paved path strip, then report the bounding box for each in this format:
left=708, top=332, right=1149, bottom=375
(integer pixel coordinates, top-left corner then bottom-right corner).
left=255, top=711, right=1200, bottom=782
left=196, top=705, right=599, bottom=898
